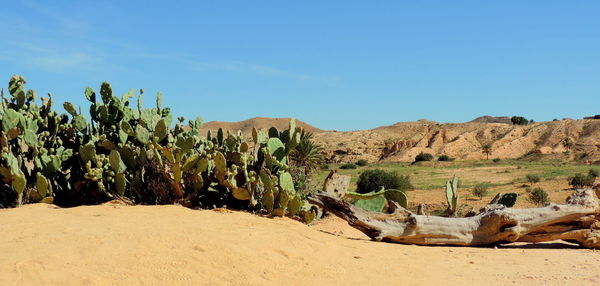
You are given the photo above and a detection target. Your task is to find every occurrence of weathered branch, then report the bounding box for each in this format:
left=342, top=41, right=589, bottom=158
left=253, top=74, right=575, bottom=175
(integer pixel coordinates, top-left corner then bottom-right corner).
left=309, top=189, right=600, bottom=249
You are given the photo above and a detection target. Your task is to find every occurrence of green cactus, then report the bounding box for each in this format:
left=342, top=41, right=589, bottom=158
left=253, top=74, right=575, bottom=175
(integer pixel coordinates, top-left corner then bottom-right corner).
left=347, top=187, right=408, bottom=211
left=354, top=194, right=387, bottom=212
left=490, top=192, right=518, bottom=208
left=0, top=76, right=313, bottom=222
left=445, top=175, right=459, bottom=216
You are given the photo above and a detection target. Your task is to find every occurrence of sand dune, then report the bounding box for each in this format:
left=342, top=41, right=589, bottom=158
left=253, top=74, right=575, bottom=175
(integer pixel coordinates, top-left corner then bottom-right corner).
left=1, top=204, right=599, bottom=285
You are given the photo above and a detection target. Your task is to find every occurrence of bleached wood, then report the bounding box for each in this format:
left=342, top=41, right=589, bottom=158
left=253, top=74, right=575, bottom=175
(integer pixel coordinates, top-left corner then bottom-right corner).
left=310, top=189, right=600, bottom=248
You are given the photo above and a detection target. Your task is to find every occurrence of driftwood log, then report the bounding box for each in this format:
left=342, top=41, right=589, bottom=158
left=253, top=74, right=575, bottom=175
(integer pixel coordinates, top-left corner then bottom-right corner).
left=309, top=189, right=600, bottom=249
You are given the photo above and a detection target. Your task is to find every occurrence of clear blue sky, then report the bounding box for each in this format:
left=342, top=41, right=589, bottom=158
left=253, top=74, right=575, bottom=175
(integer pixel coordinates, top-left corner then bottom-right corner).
left=1, top=1, right=599, bottom=130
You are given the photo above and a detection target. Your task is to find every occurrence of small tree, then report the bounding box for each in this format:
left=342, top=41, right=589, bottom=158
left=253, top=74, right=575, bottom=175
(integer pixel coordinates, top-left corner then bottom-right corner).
left=481, top=144, right=492, bottom=160
left=525, top=174, right=541, bottom=185
left=511, top=116, right=529, bottom=125
left=562, top=137, right=574, bottom=151
left=527, top=187, right=549, bottom=206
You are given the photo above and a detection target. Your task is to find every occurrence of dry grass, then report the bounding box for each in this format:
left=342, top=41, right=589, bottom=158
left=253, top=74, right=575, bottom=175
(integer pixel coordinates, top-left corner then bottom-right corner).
left=314, top=159, right=597, bottom=212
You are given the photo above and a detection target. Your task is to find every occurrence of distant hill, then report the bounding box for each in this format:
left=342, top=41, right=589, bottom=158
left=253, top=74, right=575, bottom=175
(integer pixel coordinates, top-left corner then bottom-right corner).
left=469, top=116, right=512, bottom=124
left=197, top=116, right=600, bottom=164
left=200, top=117, right=322, bottom=135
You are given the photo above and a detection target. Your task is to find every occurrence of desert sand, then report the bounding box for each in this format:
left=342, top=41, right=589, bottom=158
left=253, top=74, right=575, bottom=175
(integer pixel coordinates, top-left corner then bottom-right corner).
left=1, top=203, right=599, bottom=286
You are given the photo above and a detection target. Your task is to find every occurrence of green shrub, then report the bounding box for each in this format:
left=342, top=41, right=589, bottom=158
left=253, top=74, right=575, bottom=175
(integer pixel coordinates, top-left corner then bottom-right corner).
left=471, top=183, right=490, bottom=199
left=492, top=158, right=501, bottom=163
left=511, top=116, right=529, bottom=125
left=569, top=173, right=595, bottom=189
left=356, top=159, right=369, bottom=166
left=356, top=169, right=413, bottom=194
left=527, top=187, right=549, bottom=206
left=340, top=163, right=358, bottom=169
left=437, top=155, right=454, bottom=162
left=525, top=174, right=541, bottom=185
left=414, top=152, right=433, bottom=162
left=320, top=163, right=330, bottom=170
left=588, top=168, right=600, bottom=178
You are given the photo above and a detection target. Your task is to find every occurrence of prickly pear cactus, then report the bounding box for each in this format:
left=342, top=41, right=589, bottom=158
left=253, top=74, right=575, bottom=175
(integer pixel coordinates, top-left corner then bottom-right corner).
left=445, top=175, right=459, bottom=215
left=0, top=75, right=312, bottom=222
left=490, top=192, right=518, bottom=208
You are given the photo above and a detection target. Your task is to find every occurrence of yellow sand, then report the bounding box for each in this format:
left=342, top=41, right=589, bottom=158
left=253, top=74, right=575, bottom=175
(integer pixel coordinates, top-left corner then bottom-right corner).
left=1, top=203, right=599, bottom=285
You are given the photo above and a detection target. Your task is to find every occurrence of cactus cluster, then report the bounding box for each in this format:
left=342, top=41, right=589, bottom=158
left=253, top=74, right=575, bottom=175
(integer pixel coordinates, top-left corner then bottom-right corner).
left=346, top=187, right=408, bottom=212
left=0, top=75, right=316, bottom=222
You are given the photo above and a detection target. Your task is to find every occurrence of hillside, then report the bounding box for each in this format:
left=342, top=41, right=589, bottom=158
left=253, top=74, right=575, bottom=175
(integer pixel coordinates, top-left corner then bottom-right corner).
left=197, top=117, right=600, bottom=164
left=200, top=117, right=322, bottom=135
left=315, top=119, right=600, bottom=163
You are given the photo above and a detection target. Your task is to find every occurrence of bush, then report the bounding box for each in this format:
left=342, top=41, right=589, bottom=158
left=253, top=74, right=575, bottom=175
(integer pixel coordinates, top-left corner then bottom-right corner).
left=437, top=155, right=454, bottom=162
left=569, top=173, right=595, bottom=189
left=525, top=174, right=541, bottom=185
left=356, top=169, right=413, bottom=194
left=511, top=116, right=529, bottom=125
left=320, top=163, right=330, bottom=170
left=356, top=159, right=369, bottom=167
left=492, top=158, right=501, bottom=163
left=471, top=183, right=490, bottom=199
left=589, top=168, right=600, bottom=178
left=414, top=152, right=433, bottom=162
left=340, top=163, right=358, bottom=170
left=527, top=187, right=549, bottom=206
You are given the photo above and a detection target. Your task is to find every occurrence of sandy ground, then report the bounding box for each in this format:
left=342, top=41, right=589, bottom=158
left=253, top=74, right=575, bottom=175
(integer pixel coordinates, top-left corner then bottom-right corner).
left=1, top=204, right=600, bottom=286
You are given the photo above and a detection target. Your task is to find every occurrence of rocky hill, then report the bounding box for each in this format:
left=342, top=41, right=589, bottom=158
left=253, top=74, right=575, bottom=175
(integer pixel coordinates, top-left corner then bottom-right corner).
left=200, top=117, right=322, bottom=135
left=469, top=115, right=513, bottom=124
left=199, top=117, right=600, bottom=164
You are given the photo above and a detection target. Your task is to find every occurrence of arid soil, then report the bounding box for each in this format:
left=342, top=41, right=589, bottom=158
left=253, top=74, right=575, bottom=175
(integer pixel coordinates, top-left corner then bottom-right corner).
left=201, top=117, right=600, bottom=164
left=1, top=203, right=599, bottom=285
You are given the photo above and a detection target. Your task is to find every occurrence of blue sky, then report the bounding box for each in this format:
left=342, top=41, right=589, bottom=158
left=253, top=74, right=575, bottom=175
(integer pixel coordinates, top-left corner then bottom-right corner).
left=1, top=1, right=599, bottom=130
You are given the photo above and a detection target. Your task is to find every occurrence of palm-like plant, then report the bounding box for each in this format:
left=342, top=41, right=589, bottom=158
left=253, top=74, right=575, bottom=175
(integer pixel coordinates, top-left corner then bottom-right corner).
left=482, top=144, right=492, bottom=160
left=290, top=129, right=324, bottom=175
left=562, top=137, right=574, bottom=151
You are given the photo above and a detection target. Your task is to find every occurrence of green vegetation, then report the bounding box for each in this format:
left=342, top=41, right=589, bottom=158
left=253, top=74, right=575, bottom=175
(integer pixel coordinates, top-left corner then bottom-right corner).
left=314, top=160, right=594, bottom=193
left=340, top=162, right=358, bottom=169
left=0, top=75, right=317, bottom=222
left=568, top=173, right=595, bottom=189
left=437, top=155, right=454, bottom=162
left=347, top=187, right=408, bottom=212
left=525, top=174, right=541, bottom=185
left=589, top=168, right=599, bottom=178
left=511, top=116, right=529, bottom=125
left=445, top=175, right=459, bottom=216
left=414, top=152, right=433, bottom=163
left=481, top=145, right=492, bottom=160
left=527, top=187, right=549, bottom=206
left=356, top=169, right=413, bottom=194
left=490, top=193, right=518, bottom=208
left=289, top=130, right=325, bottom=194
left=471, top=182, right=490, bottom=199
left=356, top=159, right=369, bottom=166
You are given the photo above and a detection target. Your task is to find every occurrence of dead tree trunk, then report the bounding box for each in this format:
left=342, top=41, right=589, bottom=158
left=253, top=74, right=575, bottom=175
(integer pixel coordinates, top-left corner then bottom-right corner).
left=309, top=189, right=600, bottom=249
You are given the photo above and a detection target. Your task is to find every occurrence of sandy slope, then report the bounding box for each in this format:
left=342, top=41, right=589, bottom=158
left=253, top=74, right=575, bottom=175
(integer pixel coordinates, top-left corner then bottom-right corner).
left=1, top=204, right=599, bottom=286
